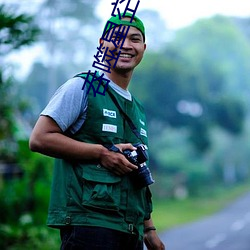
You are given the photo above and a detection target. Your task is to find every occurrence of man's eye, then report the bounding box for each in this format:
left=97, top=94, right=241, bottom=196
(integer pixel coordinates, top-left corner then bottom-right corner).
left=112, top=35, right=121, bottom=41
left=132, top=38, right=141, bottom=42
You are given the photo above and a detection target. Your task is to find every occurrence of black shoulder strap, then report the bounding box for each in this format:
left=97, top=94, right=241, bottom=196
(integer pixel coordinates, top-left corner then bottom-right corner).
left=106, top=88, right=143, bottom=143
left=74, top=72, right=144, bottom=143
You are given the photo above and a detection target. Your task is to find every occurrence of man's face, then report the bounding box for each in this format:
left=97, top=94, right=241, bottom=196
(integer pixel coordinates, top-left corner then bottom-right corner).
left=100, top=24, right=146, bottom=74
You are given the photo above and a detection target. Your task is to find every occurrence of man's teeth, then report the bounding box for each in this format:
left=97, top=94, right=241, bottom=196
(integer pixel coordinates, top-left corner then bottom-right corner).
left=120, top=54, right=132, bottom=58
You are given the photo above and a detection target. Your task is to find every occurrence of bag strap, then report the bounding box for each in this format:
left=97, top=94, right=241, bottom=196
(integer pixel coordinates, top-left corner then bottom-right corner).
left=74, top=72, right=144, bottom=144
left=105, top=88, right=144, bottom=143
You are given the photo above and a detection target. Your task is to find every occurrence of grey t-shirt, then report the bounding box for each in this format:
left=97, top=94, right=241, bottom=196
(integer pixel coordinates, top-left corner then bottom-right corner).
left=41, top=73, right=132, bottom=134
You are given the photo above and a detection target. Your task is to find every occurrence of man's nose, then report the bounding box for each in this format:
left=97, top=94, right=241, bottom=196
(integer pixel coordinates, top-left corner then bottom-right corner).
left=121, top=38, right=132, bottom=49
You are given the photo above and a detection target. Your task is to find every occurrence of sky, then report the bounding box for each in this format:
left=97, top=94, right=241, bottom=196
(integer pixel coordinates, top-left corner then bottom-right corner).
left=2, top=0, right=250, bottom=78
left=1, top=0, right=250, bottom=29
left=97, top=0, right=250, bottom=29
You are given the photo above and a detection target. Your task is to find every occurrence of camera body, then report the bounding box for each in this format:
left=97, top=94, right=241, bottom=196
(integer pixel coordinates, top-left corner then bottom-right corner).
left=123, top=143, right=154, bottom=188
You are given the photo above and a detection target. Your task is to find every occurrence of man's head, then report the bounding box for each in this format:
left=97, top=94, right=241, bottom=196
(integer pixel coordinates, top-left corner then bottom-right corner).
left=100, top=13, right=146, bottom=75
left=103, top=13, right=145, bottom=42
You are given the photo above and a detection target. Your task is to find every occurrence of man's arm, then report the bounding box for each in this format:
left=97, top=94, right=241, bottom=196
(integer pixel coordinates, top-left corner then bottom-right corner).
left=29, top=115, right=138, bottom=175
left=144, top=218, right=165, bottom=250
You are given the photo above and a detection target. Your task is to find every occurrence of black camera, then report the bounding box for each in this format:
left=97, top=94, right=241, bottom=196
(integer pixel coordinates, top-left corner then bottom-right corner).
left=123, top=143, right=154, bottom=188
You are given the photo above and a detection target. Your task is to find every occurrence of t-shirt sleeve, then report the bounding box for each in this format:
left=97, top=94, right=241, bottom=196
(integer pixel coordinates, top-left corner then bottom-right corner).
left=41, top=77, right=87, bottom=133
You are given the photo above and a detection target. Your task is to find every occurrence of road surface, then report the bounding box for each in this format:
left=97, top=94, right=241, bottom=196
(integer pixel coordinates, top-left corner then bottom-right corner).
left=160, top=192, right=250, bottom=250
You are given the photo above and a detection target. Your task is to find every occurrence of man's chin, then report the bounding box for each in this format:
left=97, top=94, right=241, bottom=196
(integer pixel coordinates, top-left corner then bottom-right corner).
left=114, top=65, right=134, bottom=74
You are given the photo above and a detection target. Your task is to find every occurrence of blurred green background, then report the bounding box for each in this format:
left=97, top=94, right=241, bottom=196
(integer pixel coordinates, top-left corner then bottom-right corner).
left=1, top=1, right=250, bottom=249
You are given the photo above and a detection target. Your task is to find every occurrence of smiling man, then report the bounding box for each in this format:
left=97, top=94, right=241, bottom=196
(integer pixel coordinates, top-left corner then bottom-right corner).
left=29, top=12, right=165, bottom=250
left=101, top=16, right=146, bottom=90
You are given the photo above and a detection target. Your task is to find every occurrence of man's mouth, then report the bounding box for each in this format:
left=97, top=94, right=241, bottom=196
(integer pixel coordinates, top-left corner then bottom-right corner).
left=119, top=53, right=133, bottom=58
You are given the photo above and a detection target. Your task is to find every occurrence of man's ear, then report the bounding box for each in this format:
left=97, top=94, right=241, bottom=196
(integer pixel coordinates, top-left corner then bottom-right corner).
left=99, top=38, right=104, bottom=45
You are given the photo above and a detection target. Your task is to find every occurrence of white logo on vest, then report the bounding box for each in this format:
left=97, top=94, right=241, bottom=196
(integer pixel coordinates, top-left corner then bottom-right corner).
left=102, top=124, right=117, bottom=133
left=103, top=109, right=117, bottom=118
left=140, top=128, right=147, bottom=137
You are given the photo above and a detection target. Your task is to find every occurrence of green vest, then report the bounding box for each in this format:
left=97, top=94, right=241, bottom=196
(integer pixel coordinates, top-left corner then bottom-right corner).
left=47, top=74, right=152, bottom=239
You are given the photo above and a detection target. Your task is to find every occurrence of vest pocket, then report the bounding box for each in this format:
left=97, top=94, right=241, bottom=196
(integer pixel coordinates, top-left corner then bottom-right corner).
left=81, top=164, right=122, bottom=211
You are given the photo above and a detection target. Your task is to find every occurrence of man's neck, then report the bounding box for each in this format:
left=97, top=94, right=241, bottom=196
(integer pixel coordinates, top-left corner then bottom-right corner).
left=105, top=70, right=133, bottom=90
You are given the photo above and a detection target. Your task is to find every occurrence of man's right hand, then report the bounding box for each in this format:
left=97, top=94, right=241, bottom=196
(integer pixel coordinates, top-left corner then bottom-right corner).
left=99, top=143, right=138, bottom=176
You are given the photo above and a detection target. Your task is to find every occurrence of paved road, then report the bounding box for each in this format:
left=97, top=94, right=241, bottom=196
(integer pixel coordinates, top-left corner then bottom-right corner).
left=160, top=192, right=250, bottom=250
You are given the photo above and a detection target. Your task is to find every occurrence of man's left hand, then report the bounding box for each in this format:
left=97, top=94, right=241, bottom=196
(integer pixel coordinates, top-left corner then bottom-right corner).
left=144, top=230, right=165, bottom=250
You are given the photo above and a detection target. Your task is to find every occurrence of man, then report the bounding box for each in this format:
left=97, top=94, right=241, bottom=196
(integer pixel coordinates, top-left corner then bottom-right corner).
left=29, top=12, right=165, bottom=250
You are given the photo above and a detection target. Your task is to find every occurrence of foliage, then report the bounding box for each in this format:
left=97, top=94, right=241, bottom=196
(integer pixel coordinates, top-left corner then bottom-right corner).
left=211, top=96, right=245, bottom=134
left=0, top=4, right=39, bottom=55
left=133, top=15, right=249, bottom=153
left=0, top=140, right=57, bottom=249
left=130, top=15, right=250, bottom=197
left=37, top=0, right=100, bottom=66
left=174, top=15, right=250, bottom=100
left=234, top=17, right=250, bottom=41
left=0, top=224, right=60, bottom=250
left=0, top=76, right=15, bottom=140
left=19, top=0, right=102, bottom=111
left=18, top=62, right=69, bottom=115
left=0, top=141, right=53, bottom=224
left=37, top=0, right=101, bottom=91
left=0, top=3, right=40, bottom=161
left=0, top=76, right=17, bottom=161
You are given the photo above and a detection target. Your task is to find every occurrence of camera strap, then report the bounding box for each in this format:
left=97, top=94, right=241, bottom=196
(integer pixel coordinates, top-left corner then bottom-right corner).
left=105, top=87, right=144, bottom=144
left=74, top=71, right=144, bottom=144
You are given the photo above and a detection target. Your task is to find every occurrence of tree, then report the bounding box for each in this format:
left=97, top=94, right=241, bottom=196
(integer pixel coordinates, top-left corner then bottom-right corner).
left=35, top=0, right=101, bottom=99
left=130, top=15, right=250, bottom=195
left=0, top=3, right=39, bottom=161
left=132, top=15, right=249, bottom=153
left=0, top=4, right=39, bottom=56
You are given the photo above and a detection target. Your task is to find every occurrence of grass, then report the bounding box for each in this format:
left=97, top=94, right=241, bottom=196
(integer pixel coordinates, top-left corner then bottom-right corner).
left=151, top=183, right=250, bottom=232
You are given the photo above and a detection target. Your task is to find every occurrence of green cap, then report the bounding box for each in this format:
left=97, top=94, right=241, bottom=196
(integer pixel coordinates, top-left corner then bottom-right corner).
left=103, top=12, right=145, bottom=41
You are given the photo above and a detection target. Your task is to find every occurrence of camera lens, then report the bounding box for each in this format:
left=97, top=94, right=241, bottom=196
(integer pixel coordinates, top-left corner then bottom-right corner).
left=136, top=164, right=155, bottom=188
left=123, top=143, right=154, bottom=188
